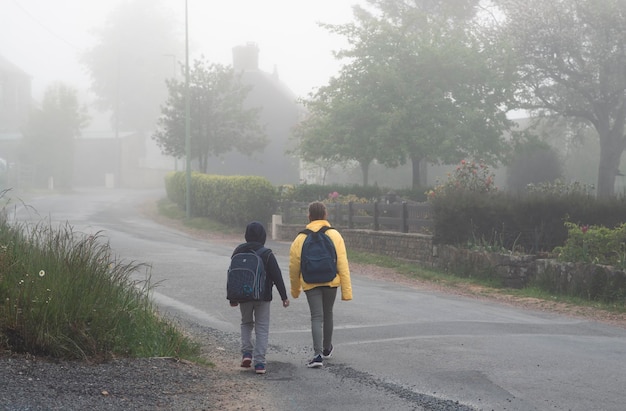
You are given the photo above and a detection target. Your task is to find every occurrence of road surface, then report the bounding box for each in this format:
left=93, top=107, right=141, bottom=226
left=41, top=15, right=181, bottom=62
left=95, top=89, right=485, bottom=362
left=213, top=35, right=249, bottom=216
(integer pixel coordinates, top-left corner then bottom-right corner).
left=10, top=188, right=626, bottom=411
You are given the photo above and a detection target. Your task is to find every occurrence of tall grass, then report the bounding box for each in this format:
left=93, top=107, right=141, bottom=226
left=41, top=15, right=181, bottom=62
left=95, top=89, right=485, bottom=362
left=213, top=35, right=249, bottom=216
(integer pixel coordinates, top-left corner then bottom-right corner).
left=0, top=215, right=200, bottom=361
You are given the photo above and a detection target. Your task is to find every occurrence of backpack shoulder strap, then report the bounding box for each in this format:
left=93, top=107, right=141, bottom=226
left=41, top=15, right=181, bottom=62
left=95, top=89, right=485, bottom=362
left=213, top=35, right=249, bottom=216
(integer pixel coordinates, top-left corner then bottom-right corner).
left=255, top=246, right=272, bottom=265
left=300, top=227, right=335, bottom=235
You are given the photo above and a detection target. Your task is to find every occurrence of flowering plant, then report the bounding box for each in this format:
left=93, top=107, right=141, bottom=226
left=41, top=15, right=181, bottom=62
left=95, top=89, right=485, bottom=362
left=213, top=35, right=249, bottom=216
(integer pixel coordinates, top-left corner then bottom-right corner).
left=427, top=160, right=497, bottom=200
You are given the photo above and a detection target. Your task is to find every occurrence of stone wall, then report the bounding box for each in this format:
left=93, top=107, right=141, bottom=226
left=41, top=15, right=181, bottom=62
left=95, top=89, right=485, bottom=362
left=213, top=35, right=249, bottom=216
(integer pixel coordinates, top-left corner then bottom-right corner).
left=273, top=223, right=434, bottom=264
left=343, top=230, right=434, bottom=263
left=273, top=222, right=626, bottom=293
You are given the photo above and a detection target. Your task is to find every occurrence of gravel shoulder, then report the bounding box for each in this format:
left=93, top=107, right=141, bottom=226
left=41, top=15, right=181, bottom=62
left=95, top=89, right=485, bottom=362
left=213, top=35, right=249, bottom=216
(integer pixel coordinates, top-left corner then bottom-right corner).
left=0, top=319, right=272, bottom=411
left=2, top=200, right=624, bottom=411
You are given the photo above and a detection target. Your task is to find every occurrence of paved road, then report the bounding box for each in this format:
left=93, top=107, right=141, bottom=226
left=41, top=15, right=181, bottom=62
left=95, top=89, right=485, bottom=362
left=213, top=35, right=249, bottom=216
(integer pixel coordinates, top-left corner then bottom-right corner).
left=10, top=188, right=626, bottom=411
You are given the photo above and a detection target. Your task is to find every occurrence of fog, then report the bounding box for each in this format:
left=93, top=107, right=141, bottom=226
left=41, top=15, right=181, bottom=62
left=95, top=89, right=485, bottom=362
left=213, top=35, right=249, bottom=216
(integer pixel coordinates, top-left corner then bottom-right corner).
left=1, top=0, right=361, bottom=101
left=0, top=1, right=369, bottom=189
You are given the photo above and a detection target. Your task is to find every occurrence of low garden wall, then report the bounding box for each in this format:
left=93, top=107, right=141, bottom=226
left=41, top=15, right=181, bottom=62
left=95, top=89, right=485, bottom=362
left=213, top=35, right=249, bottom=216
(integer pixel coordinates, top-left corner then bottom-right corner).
left=272, top=220, right=626, bottom=294
left=272, top=219, right=434, bottom=263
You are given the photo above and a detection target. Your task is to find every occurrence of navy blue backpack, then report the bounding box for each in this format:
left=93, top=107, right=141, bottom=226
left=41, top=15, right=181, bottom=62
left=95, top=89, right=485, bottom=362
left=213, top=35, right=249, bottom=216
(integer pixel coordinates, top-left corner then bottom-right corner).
left=227, top=247, right=270, bottom=302
left=299, top=226, right=338, bottom=283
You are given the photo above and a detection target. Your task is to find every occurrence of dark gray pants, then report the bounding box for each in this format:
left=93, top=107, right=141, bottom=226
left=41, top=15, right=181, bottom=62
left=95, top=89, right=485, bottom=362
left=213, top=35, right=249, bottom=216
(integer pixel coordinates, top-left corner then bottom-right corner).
left=304, top=286, right=338, bottom=356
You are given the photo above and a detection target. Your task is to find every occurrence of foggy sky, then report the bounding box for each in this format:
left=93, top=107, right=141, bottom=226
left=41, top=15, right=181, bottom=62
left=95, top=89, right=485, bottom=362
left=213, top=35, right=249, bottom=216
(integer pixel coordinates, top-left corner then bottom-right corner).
left=1, top=0, right=361, bottom=101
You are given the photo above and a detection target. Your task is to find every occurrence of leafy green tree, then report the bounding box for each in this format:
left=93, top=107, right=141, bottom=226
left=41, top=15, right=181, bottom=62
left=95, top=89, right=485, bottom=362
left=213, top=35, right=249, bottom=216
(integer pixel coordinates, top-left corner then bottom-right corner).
left=495, top=0, right=626, bottom=197
left=21, top=83, right=89, bottom=188
left=81, top=0, right=182, bottom=133
left=152, top=58, right=267, bottom=173
left=313, top=0, right=514, bottom=189
left=292, top=65, right=388, bottom=186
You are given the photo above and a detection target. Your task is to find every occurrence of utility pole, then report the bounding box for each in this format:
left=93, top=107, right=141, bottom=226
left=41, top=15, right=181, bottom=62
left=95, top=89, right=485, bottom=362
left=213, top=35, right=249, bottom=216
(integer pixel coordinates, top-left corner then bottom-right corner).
left=184, top=0, right=191, bottom=218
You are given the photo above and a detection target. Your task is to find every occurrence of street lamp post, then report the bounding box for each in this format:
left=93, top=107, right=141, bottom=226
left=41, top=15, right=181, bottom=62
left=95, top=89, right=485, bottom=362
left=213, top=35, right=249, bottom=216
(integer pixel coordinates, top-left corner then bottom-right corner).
left=184, top=0, right=191, bottom=219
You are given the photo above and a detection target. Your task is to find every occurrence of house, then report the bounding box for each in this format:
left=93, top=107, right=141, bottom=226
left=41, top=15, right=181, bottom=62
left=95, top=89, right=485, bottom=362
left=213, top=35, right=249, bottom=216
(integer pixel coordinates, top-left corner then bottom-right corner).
left=202, top=43, right=303, bottom=185
left=0, top=45, right=304, bottom=191
left=0, top=55, right=31, bottom=134
left=0, top=55, right=32, bottom=189
left=84, top=43, right=304, bottom=189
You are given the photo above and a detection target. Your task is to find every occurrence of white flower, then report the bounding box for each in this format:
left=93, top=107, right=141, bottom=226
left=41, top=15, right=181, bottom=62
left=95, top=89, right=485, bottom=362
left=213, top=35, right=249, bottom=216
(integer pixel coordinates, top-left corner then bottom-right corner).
left=39, top=270, right=45, bottom=277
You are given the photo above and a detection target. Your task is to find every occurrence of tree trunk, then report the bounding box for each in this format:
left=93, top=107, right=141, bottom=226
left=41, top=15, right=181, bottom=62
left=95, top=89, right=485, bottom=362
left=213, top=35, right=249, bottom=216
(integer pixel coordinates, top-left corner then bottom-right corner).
left=410, top=155, right=425, bottom=190
left=360, top=161, right=370, bottom=186
left=596, top=124, right=626, bottom=198
left=419, top=158, right=428, bottom=187
left=597, top=139, right=623, bottom=198
left=199, top=154, right=207, bottom=174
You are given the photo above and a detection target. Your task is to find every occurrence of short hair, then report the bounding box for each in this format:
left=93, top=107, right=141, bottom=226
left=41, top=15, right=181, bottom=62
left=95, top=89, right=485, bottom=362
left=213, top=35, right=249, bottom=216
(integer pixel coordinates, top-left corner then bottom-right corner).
left=308, top=201, right=327, bottom=221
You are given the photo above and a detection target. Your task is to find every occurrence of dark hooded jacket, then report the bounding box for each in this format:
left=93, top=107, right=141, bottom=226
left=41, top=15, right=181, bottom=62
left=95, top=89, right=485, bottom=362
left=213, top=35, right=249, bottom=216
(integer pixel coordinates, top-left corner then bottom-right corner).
left=230, top=221, right=288, bottom=302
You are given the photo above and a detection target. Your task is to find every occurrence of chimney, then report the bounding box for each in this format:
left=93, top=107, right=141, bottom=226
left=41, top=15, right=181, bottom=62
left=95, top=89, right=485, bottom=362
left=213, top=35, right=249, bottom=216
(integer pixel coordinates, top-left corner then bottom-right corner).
left=232, top=42, right=259, bottom=71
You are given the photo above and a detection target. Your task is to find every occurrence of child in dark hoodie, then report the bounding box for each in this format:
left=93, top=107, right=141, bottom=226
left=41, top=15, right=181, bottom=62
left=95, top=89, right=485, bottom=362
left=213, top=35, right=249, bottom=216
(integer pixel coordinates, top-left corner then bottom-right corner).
left=229, top=221, right=289, bottom=374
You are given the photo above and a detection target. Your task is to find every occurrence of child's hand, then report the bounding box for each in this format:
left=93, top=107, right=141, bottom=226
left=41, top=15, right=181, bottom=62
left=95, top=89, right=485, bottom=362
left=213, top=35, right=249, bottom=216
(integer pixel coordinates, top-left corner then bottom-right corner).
left=282, top=299, right=290, bottom=308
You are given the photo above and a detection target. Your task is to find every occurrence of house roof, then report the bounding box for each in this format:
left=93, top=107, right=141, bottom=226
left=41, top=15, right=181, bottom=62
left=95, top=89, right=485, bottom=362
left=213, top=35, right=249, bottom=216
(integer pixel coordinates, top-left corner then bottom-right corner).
left=0, top=54, right=31, bottom=78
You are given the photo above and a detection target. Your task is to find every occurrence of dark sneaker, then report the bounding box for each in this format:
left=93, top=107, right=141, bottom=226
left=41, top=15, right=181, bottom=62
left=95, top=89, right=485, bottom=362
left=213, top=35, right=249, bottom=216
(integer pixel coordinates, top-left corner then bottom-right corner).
left=307, top=355, right=323, bottom=368
left=322, top=344, right=333, bottom=359
left=241, top=353, right=252, bottom=368
left=254, top=363, right=266, bottom=374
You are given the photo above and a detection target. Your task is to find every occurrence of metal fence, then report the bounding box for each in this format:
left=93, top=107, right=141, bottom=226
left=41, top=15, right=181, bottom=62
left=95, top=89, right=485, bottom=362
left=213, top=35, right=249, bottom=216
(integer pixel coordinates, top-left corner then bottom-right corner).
left=279, top=201, right=433, bottom=234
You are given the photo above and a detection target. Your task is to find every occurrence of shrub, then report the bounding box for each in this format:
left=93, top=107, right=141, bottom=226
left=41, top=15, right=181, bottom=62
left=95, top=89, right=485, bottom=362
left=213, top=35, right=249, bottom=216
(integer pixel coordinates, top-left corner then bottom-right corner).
left=287, top=183, right=384, bottom=202
left=427, top=160, right=497, bottom=200
left=395, top=187, right=431, bottom=202
left=165, top=172, right=277, bottom=226
left=526, top=179, right=595, bottom=196
left=554, top=222, right=626, bottom=268
left=429, top=160, right=504, bottom=246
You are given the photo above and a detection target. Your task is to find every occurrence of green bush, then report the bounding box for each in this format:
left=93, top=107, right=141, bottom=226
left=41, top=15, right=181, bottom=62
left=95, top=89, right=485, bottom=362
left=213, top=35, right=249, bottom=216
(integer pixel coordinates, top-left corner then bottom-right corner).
left=429, top=161, right=626, bottom=253
left=429, top=161, right=512, bottom=247
left=427, top=160, right=497, bottom=200
left=554, top=222, right=626, bottom=268
left=395, top=187, right=431, bottom=202
left=0, top=218, right=199, bottom=360
left=284, top=183, right=384, bottom=202
left=165, top=172, right=277, bottom=227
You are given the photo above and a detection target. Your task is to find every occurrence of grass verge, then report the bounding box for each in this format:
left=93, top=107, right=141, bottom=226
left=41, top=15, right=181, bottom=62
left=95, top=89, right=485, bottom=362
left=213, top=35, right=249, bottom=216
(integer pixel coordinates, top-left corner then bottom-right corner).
left=349, top=250, right=626, bottom=314
left=0, top=205, right=203, bottom=363
left=157, top=198, right=239, bottom=235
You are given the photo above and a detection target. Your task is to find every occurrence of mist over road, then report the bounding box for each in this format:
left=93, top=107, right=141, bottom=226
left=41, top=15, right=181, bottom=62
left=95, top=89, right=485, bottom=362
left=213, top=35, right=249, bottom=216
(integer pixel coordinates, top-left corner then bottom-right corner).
left=11, top=188, right=626, bottom=411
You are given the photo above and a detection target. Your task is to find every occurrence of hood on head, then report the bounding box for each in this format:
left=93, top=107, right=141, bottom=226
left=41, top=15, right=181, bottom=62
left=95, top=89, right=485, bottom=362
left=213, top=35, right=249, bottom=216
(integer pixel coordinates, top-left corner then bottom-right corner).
left=245, top=221, right=266, bottom=244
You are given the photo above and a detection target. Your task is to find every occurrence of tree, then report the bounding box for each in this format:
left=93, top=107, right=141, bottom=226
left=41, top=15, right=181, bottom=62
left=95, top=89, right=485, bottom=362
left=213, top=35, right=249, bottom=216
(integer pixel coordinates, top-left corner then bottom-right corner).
left=21, top=83, right=89, bottom=188
left=152, top=58, right=267, bottom=173
left=292, top=66, right=389, bottom=186
left=495, top=0, right=626, bottom=197
left=81, top=0, right=182, bottom=133
left=315, top=0, right=514, bottom=189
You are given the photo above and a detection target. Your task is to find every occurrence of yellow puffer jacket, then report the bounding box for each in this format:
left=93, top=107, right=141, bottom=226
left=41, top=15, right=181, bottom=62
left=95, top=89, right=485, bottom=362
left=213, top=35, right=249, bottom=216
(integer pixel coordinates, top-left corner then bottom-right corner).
left=289, top=220, right=352, bottom=301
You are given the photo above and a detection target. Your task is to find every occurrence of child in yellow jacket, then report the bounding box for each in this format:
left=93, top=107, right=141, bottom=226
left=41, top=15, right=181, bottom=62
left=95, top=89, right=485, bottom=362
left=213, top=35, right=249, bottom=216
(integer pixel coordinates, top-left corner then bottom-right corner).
left=289, top=201, right=352, bottom=368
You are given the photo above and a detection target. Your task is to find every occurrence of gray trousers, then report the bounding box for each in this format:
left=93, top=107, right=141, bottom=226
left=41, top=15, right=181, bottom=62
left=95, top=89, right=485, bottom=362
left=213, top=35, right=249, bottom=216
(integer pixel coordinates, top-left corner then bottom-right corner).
left=304, top=286, right=338, bottom=356
left=239, top=300, right=271, bottom=365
